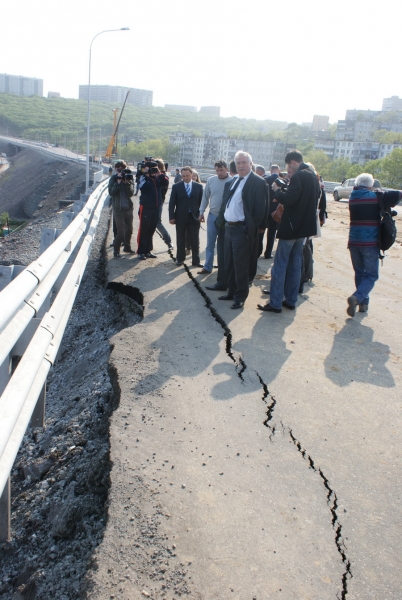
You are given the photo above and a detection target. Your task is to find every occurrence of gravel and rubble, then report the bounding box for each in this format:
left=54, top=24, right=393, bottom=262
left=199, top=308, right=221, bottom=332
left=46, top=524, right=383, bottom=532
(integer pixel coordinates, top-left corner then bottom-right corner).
left=0, top=205, right=140, bottom=600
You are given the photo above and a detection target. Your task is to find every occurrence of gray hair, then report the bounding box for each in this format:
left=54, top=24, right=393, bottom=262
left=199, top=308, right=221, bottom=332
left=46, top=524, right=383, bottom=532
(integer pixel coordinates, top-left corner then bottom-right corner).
left=355, top=173, right=374, bottom=188
left=235, top=150, right=252, bottom=163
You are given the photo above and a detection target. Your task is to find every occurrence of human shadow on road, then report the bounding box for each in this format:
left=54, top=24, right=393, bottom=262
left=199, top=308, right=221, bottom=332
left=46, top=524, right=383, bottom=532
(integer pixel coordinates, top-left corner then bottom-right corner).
left=324, top=318, right=395, bottom=388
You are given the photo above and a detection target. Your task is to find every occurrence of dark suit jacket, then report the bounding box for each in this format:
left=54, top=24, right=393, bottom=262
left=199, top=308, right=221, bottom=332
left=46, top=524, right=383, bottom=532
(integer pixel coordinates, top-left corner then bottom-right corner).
left=169, top=180, right=203, bottom=224
left=215, top=171, right=268, bottom=237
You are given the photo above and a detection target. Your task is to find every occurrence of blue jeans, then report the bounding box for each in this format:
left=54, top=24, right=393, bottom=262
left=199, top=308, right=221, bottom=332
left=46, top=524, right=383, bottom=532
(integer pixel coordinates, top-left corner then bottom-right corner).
left=349, top=246, right=379, bottom=305
left=203, top=212, right=219, bottom=272
left=270, top=238, right=304, bottom=309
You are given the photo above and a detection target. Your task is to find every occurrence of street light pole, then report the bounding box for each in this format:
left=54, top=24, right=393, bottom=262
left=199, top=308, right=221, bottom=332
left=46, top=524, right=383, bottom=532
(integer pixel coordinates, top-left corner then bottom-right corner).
left=86, top=27, right=129, bottom=191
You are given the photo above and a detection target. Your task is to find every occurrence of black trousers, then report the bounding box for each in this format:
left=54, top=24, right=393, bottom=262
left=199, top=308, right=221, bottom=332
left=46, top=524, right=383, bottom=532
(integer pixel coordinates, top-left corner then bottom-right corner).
left=216, top=226, right=227, bottom=287
left=265, top=214, right=278, bottom=258
left=176, top=214, right=200, bottom=264
left=224, top=222, right=254, bottom=302
left=249, top=231, right=264, bottom=282
left=137, top=206, right=159, bottom=255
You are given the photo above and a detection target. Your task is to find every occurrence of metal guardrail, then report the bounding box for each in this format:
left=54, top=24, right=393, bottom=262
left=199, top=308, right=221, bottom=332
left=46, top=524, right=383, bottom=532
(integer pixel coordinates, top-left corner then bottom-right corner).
left=0, top=179, right=109, bottom=541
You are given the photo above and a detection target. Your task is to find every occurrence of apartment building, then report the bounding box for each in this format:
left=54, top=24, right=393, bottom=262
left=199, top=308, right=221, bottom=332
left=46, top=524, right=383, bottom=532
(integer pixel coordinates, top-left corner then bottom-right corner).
left=79, top=85, right=152, bottom=106
left=0, top=73, right=43, bottom=97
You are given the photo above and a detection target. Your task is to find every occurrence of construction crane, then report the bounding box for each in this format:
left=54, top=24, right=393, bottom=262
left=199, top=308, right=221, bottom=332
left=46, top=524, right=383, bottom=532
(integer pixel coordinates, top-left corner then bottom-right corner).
left=104, top=91, right=130, bottom=162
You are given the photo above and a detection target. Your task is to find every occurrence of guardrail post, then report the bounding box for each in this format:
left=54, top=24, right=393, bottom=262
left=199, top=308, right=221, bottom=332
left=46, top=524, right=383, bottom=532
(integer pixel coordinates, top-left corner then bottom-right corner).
left=0, top=355, right=11, bottom=395
left=40, top=228, right=57, bottom=253
left=62, top=212, right=74, bottom=230
left=0, top=266, right=14, bottom=292
left=30, top=383, right=46, bottom=428
left=0, top=477, right=10, bottom=542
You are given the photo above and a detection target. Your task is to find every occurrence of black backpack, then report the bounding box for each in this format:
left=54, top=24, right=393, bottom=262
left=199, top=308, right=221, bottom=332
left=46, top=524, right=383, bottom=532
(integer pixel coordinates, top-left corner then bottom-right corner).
left=376, top=192, right=397, bottom=255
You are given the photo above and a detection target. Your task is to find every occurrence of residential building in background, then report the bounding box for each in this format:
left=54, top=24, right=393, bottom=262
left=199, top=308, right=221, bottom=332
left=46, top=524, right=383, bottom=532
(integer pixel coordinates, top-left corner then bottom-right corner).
left=164, top=104, right=197, bottom=112
left=312, top=115, right=329, bottom=131
left=0, top=73, right=43, bottom=97
left=79, top=85, right=152, bottom=106
left=48, top=91, right=60, bottom=98
left=170, top=132, right=290, bottom=169
left=382, top=96, right=402, bottom=112
left=199, top=106, right=220, bottom=116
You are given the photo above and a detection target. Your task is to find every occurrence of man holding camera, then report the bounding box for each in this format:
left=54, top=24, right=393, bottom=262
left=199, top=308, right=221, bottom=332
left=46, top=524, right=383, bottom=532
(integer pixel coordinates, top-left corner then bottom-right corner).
left=258, top=150, right=320, bottom=313
left=108, top=160, right=135, bottom=259
left=137, top=161, right=169, bottom=260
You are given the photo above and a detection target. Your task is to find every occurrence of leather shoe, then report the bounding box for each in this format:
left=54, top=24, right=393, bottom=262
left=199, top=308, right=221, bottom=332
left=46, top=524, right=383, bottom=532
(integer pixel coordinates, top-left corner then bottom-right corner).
left=197, top=268, right=211, bottom=275
left=146, top=252, right=157, bottom=258
left=218, top=294, right=234, bottom=300
left=264, top=254, right=273, bottom=259
left=282, top=300, right=295, bottom=310
left=176, top=261, right=183, bottom=266
left=138, top=254, right=146, bottom=260
left=192, top=263, right=203, bottom=268
left=262, top=288, right=270, bottom=294
left=257, top=303, right=281, bottom=313
left=206, top=284, right=226, bottom=291
left=231, top=301, right=244, bottom=309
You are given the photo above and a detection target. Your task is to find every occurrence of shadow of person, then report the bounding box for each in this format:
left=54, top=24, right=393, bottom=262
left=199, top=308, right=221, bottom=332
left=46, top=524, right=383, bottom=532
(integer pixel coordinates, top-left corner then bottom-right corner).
left=324, top=319, right=395, bottom=388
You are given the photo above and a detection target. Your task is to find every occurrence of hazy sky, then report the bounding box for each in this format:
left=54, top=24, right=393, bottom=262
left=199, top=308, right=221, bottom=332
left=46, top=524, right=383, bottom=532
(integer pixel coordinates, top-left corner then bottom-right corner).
left=1, top=0, right=400, bottom=125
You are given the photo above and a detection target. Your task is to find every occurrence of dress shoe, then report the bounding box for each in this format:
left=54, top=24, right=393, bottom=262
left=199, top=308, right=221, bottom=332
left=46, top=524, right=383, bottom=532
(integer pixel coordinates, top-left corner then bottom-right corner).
left=146, top=252, right=157, bottom=258
left=192, top=263, right=203, bottom=268
left=138, top=254, right=146, bottom=260
left=264, top=254, right=273, bottom=259
left=282, top=300, right=295, bottom=310
left=206, top=284, right=227, bottom=291
left=113, top=253, right=122, bottom=259
left=123, top=247, right=135, bottom=254
left=262, top=288, right=270, bottom=294
left=176, top=261, right=183, bottom=266
left=257, top=303, right=281, bottom=313
left=197, top=268, right=211, bottom=275
left=218, top=294, right=234, bottom=300
left=231, top=301, right=244, bottom=309
left=168, top=243, right=174, bottom=250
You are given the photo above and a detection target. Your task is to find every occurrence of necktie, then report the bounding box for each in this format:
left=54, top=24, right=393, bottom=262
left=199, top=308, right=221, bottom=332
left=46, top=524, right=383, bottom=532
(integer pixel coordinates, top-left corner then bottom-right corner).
left=226, top=177, right=244, bottom=208
left=185, top=183, right=191, bottom=197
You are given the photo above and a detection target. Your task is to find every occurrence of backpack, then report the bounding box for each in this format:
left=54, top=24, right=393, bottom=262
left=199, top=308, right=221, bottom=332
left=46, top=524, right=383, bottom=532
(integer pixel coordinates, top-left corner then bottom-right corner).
left=376, top=192, right=397, bottom=255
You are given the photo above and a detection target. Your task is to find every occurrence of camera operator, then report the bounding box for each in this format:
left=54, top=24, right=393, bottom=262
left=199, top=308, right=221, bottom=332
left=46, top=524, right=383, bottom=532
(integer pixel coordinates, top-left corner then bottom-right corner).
left=137, top=160, right=169, bottom=260
left=258, top=150, right=320, bottom=313
left=108, top=160, right=135, bottom=259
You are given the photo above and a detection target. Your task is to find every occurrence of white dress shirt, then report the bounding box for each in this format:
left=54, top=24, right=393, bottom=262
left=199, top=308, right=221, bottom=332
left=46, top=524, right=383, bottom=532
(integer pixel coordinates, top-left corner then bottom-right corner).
left=224, top=171, right=251, bottom=222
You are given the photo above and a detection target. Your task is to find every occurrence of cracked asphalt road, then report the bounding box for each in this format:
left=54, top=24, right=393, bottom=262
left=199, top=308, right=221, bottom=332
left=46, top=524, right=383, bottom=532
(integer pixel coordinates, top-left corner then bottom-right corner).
left=85, top=189, right=402, bottom=600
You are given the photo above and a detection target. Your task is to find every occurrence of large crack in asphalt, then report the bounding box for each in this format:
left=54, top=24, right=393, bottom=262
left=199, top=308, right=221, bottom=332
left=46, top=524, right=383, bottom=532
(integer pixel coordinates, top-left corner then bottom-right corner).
left=162, top=244, right=353, bottom=598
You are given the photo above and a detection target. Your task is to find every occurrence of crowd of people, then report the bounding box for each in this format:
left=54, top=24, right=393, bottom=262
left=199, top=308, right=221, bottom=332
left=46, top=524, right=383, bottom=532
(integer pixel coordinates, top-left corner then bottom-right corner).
left=108, top=149, right=401, bottom=316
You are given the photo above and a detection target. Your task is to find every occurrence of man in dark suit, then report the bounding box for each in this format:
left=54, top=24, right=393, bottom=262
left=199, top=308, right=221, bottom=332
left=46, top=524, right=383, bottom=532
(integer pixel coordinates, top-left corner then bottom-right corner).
left=169, top=166, right=203, bottom=266
left=215, top=151, right=268, bottom=309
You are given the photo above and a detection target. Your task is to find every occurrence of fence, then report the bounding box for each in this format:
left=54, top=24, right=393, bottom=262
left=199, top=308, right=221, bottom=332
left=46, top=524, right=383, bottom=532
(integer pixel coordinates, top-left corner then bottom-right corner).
left=0, top=177, right=109, bottom=541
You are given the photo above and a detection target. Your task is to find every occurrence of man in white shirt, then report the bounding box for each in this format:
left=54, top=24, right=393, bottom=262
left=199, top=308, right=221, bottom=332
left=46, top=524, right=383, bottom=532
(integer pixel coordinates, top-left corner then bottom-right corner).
left=218, top=151, right=268, bottom=309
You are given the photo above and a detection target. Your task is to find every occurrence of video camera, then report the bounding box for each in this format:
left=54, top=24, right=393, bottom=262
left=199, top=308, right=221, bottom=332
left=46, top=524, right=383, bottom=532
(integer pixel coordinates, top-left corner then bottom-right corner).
left=116, top=168, right=133, bottom=181
left=275, top=177, right=288, bottom=191
left=136, top=156, right=159, bottom=177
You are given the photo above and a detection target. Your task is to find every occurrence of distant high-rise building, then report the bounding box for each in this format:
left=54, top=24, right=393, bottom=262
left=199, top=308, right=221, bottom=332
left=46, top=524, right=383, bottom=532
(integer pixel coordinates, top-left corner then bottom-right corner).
left=0, top=73, right=43, bottom=97
left=48, top=91, right=60, bottom=98
left=312, top=115, right=329, bottom=131
left=164, top=104, right=197, bottom=112
left=79, top=84, right=152, bottom=107
left=382, top=96, right=402, bottom=112
left=199, top=106, right=220, bottom=117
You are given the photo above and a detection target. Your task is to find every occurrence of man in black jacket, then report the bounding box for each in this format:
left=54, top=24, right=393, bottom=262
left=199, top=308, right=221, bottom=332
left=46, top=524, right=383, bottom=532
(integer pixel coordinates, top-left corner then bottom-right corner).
left=217, top=151, right=268, bottom=309
left=258, top=150, right=320, bottom=313
left=169, top=166, right=203, bottom=266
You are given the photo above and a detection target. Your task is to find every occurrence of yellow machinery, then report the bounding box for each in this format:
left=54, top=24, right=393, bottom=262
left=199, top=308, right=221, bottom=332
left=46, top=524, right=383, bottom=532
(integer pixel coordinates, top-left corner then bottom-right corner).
left=104, top=91, right=130, bottom=161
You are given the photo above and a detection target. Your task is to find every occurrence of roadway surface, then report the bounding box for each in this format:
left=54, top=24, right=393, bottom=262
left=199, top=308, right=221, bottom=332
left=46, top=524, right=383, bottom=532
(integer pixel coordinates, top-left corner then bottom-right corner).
left=84, top=190, right=402, bottom=600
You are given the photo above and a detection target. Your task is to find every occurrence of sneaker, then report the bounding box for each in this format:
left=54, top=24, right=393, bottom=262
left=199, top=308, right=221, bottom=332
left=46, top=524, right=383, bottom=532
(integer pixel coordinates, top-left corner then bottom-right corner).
left=347, top=295, right=358, bottom=317
left=146, top=252, right=157, bottom=258
left=359, top=304, right=369, bottom=313
left=138, top=254, right=146, bottom=260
